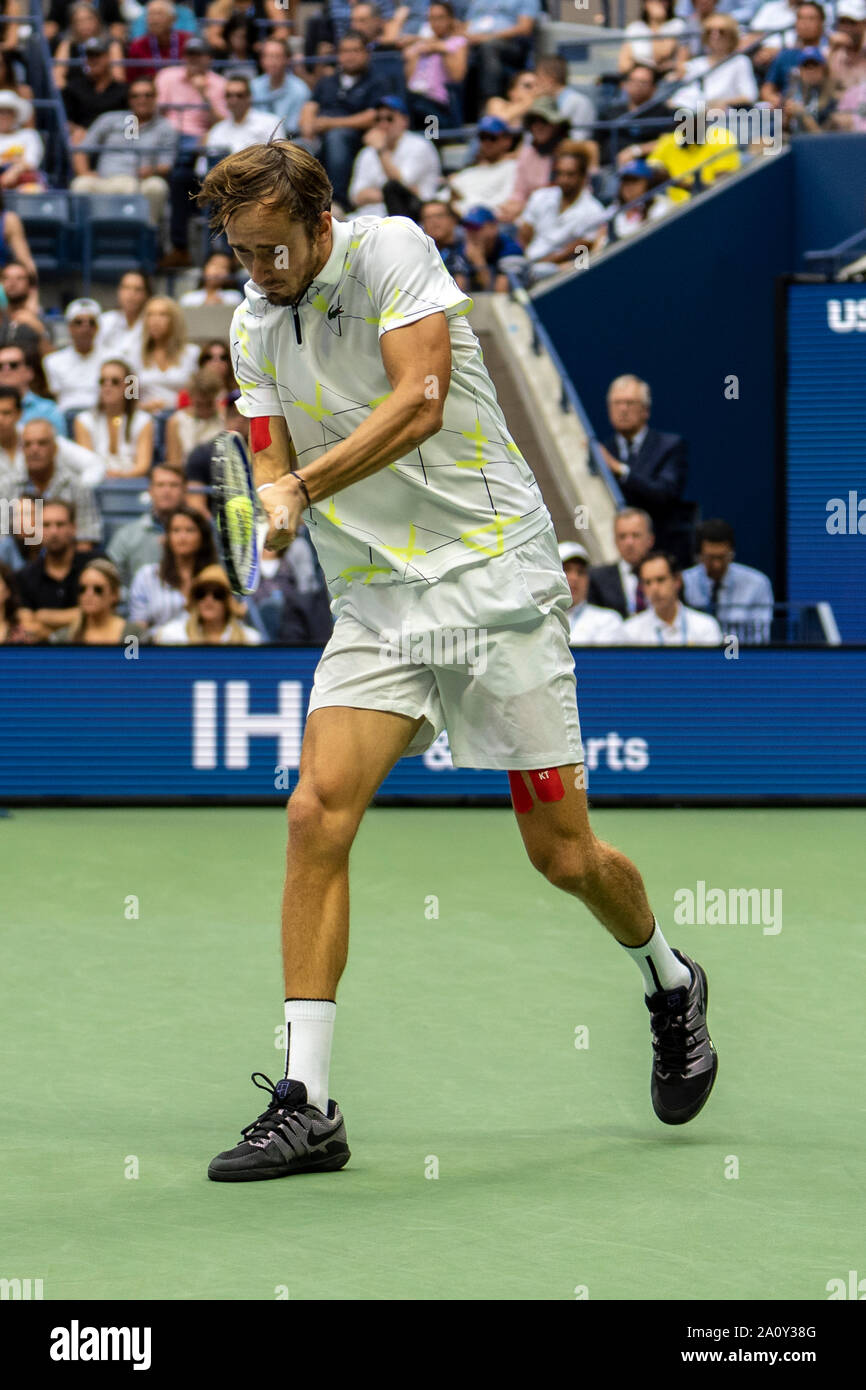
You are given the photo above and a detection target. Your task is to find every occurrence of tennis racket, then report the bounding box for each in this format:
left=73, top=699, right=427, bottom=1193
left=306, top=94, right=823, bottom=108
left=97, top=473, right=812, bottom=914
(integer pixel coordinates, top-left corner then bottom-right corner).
left=213, top=430, right=269, bottom=596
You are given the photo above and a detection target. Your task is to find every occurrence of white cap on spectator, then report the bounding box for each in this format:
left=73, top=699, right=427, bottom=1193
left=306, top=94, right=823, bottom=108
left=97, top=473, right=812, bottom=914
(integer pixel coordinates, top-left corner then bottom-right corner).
left=837, top=0, right=866, bottom=17
left=0, top=90, right=27, bottom=123
left=65, top=298, right=102, bottom=322
left=558, top=541, right=591, bottom=565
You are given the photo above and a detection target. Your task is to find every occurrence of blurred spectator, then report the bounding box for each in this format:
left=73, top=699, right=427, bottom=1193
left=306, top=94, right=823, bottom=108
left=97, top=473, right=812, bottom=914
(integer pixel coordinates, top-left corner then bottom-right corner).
left=750, top=0, right=826, bottom=70
left=15, top=499, right=98, bottom=639
left=484, top=69, right=538, bottom=127
left=447, top=115, right=518, bottom=216
left=349, top=95, right=441, bottom=217
left=180, top=253, right=243, bottom=307
left=677, top=0, right=723, bottom=58
left=383, top=0, right=438, bottom=43
left=0, top=189, right=37, bottom=278
left=1, top=262, right=52, bottom=354
left=128, top=502, right=218, bottom=631
left=44, top=298, right=103, bottom=412
left=610, top=159, right=674, bottom=238
left=177, top=339, right=237, bottom=409
left=761, top=3, right=829, bottom=99
left=646, top=122, right=740, bottom=201
left=220, top=14, right=259, bottom=79
left=63, top=36, right=128, bottom=142
left=497, top=96, right=572, bottom=225
left=52, top=557, right=145, bottom=643
left=457, top=205, right=522, bottom=292
left=510, top=144, right=607, bottom=285
left=348, top=2, right=389, bottom=50
left=827, top=25, right=865, bottom=89
left=299, top=29, right=388, bottom=208
left=126, top=1, right=192, bottom=83
left=0, top=92, right=46, bottom=190
left=588, top=507, right=656, bottom=618
left=559, top=541, right=625, bottom=645
left=682, top=518, right=774, bottom=642
left=46, top=0, right=126, bottom=49
left=250, top=37, right=311, bottom=134
left=127, top=0, right=198, bottom=36
left=17, top=420, right=103, bottom=544
left=0, top=296, right=40, bottom=355
left=0, top=48, right=33, bottom=117
left=70, top=78, right=177, bottom=225
left=107, top=461, right=187, bottom=587
left=98, top=269, right=151, bottom=363
left=623, top=551, right=723, bottom=644
left=672, top=15, right=759, bottom=109
left=164, top=368, right=224, bottom=468
left=73, top=357, right=154, bottom=478
left=203, top=0, right=278, bottom=54
left=463, top=0, right=539, bottom=109
left=53, top=4, right=126, bottom=92
left=133, top=297, right=200, bottom=412
left=0, top=344, right=67, bottom=435
left=404, top=2, right=468, bottom=129
left=420, top=197, right=471, bottom=281
left=0, top=558, right=31, bottom=641
left=597, top=64, right=676, bottom=170
left=184, top=387, right=246, bottom=511
left=154, top=562, right=262, bottom=643
left=256, top=537, right=335, bottom=642
left=204, top=73, right=286, bottom=162
left=534, top=55, right=595, bottom=140
left=833, top=64, right=866, bottom=121
left=156, top=37, right=228, bottom=268
left=599, top=375, right=688, bottom=555
left=618, top=0, right=688, bottom=76
left=781, top=48, right=839, bottom=126
left=0, top=384, right=103, bottom=487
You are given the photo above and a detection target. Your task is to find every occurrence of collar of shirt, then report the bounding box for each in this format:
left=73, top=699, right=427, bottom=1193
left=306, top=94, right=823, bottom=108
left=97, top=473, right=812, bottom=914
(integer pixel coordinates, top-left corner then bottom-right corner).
left=616, top=424, right=647, bottom=459
left=246, top=217, right=352, bottom=314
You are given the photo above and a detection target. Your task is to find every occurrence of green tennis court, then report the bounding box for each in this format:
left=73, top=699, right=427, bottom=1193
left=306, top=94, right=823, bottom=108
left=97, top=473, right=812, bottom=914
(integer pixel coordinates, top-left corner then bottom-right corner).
left=3, top=806, right=863, bottom=1301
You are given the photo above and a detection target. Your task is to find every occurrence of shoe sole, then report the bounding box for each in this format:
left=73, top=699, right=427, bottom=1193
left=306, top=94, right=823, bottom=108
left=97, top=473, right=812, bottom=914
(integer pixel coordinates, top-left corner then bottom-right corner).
left=654, top=959, right=718, bottom=1126
left=208, top=1147, right=351, bottom=1182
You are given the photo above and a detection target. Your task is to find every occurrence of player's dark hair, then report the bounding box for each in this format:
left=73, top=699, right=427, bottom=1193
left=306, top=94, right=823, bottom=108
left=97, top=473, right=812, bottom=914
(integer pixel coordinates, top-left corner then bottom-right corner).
left=638, top=549, right=680, bottom=578
left=0, top=383, right=21, bottom=407
left=695, top=519, right=736, bottom=551
left=160, top=505, right=218, bottom=589
left=197, top=140, right=333, bottom=236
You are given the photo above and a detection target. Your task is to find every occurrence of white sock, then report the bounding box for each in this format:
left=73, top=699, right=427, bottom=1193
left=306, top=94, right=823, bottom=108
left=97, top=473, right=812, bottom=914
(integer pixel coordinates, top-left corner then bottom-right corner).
left=621, top=919, right=692, bottom=996
left=284, top=998, right=336, bottom=1113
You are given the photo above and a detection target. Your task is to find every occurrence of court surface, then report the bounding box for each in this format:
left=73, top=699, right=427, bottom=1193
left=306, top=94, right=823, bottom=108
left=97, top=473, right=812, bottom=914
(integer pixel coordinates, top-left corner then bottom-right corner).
left=3, top=806, right=863, bottom=1301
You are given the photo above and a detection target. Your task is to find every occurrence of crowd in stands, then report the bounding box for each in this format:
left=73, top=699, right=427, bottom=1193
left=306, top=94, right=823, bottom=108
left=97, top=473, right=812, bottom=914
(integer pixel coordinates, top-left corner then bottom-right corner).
left=0, top=0, right=850, bottom=645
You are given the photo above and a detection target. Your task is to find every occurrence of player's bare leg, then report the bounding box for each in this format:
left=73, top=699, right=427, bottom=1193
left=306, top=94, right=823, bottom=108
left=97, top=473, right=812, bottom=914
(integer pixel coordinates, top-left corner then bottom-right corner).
left=510, top=766, right=718, bottom=1124
left=208, top=706, right=424, bottom=1181
left=282, top=706, right=425, bottom=999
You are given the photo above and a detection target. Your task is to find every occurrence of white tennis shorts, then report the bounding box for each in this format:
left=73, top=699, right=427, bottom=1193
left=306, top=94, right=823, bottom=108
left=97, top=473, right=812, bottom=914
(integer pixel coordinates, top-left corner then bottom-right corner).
left=307, top=527, right=584, bottom=770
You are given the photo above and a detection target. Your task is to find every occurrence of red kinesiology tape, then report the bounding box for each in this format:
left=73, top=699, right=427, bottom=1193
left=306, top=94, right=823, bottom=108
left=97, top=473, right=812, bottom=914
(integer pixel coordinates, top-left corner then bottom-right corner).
left=507, top=771, right=534, bottom=814
left=527, top=768, right=565, bottom=802
left=250, top=417, right=273, bottom=452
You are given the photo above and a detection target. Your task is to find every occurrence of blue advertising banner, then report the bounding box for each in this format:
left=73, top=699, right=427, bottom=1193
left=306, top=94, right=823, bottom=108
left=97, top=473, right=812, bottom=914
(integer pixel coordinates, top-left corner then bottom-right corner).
left=1, top=647, right=864, bottom=801
left=786, top=282, right=866, bottom=641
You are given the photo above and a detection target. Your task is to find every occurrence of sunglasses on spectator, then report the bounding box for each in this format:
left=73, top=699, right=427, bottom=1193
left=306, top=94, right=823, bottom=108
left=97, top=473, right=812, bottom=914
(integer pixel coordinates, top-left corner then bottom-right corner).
left=0, top=358, right=23, bottom=368
left=78, top=582, right=107, bottom=595
left=478, top=132, right=501, bottom=141
left=100, top=374, right=124, bottom=384
left=71, top=317, right=97, bottom=326
left=203, top=351, right=228, bottom=359
left=193, top=584, right=228, bottom=601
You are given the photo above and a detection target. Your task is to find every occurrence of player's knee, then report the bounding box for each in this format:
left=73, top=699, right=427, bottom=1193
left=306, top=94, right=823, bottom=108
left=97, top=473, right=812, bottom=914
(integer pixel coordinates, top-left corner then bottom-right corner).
left=527, top=831, right=601, bottom=897
left=287, top=783, right=358, bottom=860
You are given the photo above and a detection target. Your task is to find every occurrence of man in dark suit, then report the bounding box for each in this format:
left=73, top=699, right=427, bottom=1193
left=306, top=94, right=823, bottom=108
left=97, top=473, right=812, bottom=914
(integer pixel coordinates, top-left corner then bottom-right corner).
left=588, top=507, right=655, bottom=618
left=599, top=374, right=691, bottom=561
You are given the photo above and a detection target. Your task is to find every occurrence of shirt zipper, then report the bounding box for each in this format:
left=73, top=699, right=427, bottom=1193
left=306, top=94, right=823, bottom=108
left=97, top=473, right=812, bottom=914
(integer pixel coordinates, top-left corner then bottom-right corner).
left=292, top=304, right=302, bottom=345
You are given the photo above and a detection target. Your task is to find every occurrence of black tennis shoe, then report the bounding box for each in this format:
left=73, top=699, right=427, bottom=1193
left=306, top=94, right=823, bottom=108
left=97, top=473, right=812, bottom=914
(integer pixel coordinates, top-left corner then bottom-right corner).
left=208, top=1073, right=350, bottom=1181
left=645, top=951, right=718, bottom=1125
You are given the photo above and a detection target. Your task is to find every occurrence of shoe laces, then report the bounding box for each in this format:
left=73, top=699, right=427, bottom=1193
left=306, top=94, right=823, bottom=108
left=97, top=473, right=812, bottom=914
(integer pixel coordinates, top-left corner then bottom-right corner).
left=241, top=1072, right=305, bottom=1149
left=651, top=1002, right=697, bottom=1073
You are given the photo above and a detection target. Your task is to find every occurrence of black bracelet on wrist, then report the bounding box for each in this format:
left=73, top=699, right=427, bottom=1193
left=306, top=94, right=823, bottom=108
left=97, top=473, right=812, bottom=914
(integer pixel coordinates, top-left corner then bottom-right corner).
left=290, top=471, right=312, bottom=509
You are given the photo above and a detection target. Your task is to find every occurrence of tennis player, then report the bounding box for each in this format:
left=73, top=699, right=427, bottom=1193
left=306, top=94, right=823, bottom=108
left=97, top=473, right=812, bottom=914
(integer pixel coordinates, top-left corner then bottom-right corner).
left=200, top=143, right=717, bottom=1181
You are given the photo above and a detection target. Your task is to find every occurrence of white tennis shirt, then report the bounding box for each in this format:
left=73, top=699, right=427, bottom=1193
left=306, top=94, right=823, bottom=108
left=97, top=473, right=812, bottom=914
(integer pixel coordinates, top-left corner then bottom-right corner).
left=231, top=214, right=551, bottom=595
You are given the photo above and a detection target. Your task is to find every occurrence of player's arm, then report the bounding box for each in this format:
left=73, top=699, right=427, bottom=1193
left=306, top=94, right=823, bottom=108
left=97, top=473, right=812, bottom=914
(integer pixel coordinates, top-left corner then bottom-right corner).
left=261, top=311, right=451, bottom=551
